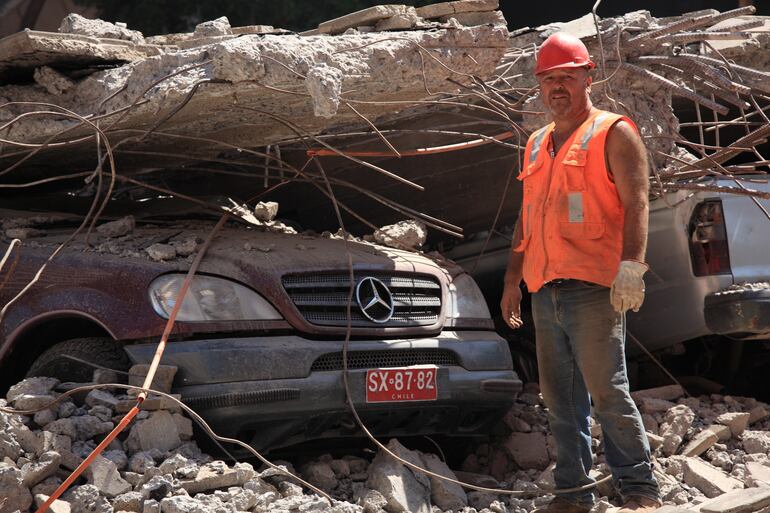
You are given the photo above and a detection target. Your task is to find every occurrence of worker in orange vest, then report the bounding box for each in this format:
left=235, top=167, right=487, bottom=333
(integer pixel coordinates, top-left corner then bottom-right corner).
left=500, top=32, right=661, bottom=513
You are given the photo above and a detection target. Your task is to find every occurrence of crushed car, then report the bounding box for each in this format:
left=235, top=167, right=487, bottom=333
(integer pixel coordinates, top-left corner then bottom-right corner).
left=0, top=210, right=522, bottom=451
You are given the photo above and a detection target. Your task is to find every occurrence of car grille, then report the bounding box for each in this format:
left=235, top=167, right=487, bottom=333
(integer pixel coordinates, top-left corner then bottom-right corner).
left=311, top=349, right=459, bottom=371
left=282, top=273, right=442, bottom=327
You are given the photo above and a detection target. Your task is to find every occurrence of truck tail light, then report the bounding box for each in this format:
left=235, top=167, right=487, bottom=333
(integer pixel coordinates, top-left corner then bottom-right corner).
left=689, top=200, right=731, bottom=276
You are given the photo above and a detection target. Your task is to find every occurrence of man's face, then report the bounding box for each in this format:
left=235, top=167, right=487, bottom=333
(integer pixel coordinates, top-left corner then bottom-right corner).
left=537, top=67, right=592, bottom=119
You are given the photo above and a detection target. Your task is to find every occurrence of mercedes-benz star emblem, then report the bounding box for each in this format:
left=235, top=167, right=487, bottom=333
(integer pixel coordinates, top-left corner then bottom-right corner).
left=355, top=277, right=395, bottom=324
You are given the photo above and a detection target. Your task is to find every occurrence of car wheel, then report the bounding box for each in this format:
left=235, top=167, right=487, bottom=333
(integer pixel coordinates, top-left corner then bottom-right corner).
left=26, top=337, right=130, bottom=383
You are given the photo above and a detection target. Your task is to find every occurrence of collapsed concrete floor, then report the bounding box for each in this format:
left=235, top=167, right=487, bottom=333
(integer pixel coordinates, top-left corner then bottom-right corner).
left=2, top=374, right=770, bottom=513
left=1, top=3, right=769, bottom=237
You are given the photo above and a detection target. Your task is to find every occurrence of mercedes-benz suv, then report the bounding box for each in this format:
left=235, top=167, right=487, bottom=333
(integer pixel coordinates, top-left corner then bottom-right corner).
left=0, top=216, right=522, bottom=451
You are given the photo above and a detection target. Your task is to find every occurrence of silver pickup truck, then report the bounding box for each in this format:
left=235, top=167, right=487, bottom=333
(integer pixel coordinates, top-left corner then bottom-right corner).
left=443, top=175, right=770, bottom=395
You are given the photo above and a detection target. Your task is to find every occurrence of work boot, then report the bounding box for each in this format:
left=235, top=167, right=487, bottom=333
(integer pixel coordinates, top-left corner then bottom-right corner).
left=618, top=496, right=663, bottom=513
left=532, top=497, right=593, bottom=513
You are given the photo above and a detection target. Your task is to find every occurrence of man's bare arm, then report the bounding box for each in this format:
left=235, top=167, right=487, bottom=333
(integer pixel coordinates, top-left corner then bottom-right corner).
left=501, top=206, right=525, bottom=329
left=504, top=206, right=524, bottom=286
left=606, top=120, right=649, bottom=262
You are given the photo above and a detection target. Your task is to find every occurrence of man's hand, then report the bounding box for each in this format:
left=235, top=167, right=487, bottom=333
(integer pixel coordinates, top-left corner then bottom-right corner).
left=610, top=260, right=648, bottom=313
left=501, top=285, right=523, bottom=329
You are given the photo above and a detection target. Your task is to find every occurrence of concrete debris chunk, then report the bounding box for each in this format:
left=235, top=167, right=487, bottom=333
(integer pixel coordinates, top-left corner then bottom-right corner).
left=180, top=461, right=245, bottom=495
left=63, top=484, right=113, bottom=513
left=85, top=454, right=132, bottom=498
left=59, top=13, right=144, bottom=43
left=34, top=66, right=76, bottom=95
left=193, top=16, right=233, bottom=38
left=45, top=415, right=113, bottom=441
left=741, top=430, right=770, bottom=454
left=171, top=238, right=197, bottom=257
left=128, top=364, right=177, bottom=394
left=360, top=489, right=388, bottom=513
left=209, top=36, right=265, bottom=83
left=699, top=487, right=770, bottom=513
left=746, top=462, right=770, bottom=486
left=366, top=438, right=431, bottom=513
left=748, top=406, right=769, bottom=424
left=7, top=376, right=59, bottom=403
left=681, top=429, right=719, bottom=457
left=654, top=507, right=696, bottom=513
left=102, top=449, right=128, bottom=471
left=440, top=10, right=507, bottom=26
left=706, top=424, right=733, bottom=442
left=318, top=5, right=409, bottom=34
left=0, top=462, right=34, bottom=513
left=85, top=389, right=119, bottom=409
left=632, top=384, right=686, bottom=402
left=96, top=216, right=135, bottom=238
left=158, top=454, right=192, bottom=474
left=417, top=0, right=499, bottom=19
left=13, top=393, right=57, bottom=411
left=505, top=431, right=550, bottom=470
left=112, top=491, right=142, bottom=512
left=145, top=243, right=177, bottom=261
left=306, top=63, right=343, bottom=118
left=34, top=408, right=57, bottom=427
left=126, top=411, right=182, bottom=454
left=143, top=498, right=160, bottom=513
left=21, top=450, right=61, bottom=488
left=683, top=457, right=743, bottom=498
left=300, top=461, right=337, bottom=492
left=373, top=220, right=428, bottom=250
left=253, top=201, right=279, bottom=222
left=422, top=452, right=468, bottom=511
left=33, top=494, right=71, bottom=513
left=640, top=397, right=677, bottom=413
left=716, top=412, right=751, bottom=437
left=661, top=404, right=695, bottom=455
left=375, top=7, right=421, bottom=31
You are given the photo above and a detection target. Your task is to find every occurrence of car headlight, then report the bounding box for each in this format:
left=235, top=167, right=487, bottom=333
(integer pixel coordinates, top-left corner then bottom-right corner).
left=445, top=273, right=491, bottom=320
left=149, top=274, right=282, bottom=321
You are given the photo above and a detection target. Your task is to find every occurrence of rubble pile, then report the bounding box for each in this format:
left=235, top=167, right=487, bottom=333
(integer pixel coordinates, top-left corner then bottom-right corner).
left=461, top=383, right=770, bottom=513
left=495, top=7, right=770, bottom=195
left=3, top=374, right=770, bottom=513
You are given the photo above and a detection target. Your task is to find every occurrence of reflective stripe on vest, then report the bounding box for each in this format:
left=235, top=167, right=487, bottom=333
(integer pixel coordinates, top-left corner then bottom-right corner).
left=570, top=113, right=609, bottom=223
left=579, top=113, right=610, bottom=150
left=529, top=128, right=549, bottom=165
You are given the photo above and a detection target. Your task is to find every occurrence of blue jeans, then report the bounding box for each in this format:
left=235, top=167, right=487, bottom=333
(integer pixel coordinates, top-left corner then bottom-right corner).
left=532, top=280, right=659, bottom=505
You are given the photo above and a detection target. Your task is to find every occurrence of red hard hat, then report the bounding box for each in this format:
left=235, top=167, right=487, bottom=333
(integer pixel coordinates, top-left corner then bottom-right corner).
left=535, top=32, right=595, bottom=75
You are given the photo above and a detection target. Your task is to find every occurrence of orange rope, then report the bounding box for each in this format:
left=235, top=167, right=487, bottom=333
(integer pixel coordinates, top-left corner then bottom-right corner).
left=34, top=405, right=141, bottom=513
left=34, top=215, right=228, bottom=513
left=306, top=131, right=514, bottom=157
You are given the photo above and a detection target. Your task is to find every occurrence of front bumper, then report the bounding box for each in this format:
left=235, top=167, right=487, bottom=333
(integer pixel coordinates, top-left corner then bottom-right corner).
left=124, top=330, right=521, bottom=451
left=705, top=288, right=770, bottom=339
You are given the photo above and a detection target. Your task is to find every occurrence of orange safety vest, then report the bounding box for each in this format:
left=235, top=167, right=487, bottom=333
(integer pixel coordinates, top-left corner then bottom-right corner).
left=514, top=109, right=635, bottom=292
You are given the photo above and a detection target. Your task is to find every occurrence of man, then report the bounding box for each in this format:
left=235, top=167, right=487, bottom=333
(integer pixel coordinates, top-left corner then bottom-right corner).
left=500, top=32, right=661, bottom=513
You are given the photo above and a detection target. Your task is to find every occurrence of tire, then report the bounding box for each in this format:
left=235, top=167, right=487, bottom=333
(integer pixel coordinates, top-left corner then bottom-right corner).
left=26, top=337, right=130, bottom=382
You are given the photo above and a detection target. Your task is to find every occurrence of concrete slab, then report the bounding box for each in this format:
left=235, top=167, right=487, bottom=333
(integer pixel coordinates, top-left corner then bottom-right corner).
left=318, top=5, right=408, bottom=34
left=699, top=487, right=770, bottom=513
left=0, top=30, right=160, bottom=83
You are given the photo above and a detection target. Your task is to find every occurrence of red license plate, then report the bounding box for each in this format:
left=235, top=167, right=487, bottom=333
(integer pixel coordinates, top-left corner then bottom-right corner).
left=366, top=366, right=438, bottom=403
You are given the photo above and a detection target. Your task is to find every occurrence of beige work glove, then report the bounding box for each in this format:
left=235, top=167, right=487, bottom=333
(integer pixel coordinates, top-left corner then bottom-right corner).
left=610, top=260, right=648, bottom=313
